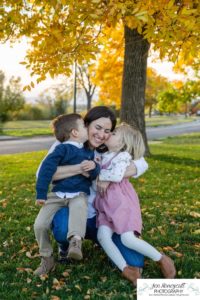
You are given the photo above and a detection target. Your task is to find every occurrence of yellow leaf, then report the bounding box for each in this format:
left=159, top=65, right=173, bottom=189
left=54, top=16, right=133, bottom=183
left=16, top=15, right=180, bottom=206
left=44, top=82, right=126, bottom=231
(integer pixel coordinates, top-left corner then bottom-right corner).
left=75, top=284, right=82, bottom=291
left=51, top=296, right=60, bottom=300
left=62, top=271, right=69, bottom=277
left=193, top=229, right=200, bottom=235
left=190, top=212, right=200, bottom=218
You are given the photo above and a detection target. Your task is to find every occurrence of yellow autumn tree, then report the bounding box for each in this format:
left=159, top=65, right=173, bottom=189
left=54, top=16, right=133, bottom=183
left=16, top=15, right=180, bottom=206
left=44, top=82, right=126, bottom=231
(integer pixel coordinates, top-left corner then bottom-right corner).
left=1, top=0, right=199, bottom=153
left=93, top=24, right=124, bottom=109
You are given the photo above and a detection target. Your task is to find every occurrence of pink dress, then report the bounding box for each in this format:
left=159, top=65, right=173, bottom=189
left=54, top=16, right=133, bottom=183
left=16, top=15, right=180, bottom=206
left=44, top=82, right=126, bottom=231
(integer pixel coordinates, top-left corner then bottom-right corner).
left=94, top=152, right=142, bottom=235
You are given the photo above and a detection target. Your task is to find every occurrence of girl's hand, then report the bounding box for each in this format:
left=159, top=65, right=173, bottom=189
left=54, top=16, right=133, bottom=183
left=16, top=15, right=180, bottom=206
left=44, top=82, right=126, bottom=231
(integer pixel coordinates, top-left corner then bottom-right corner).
left=97, top=180, right=110, bottom=196
left=36, top=199, right=46, bottom=206
left=81, top=160, right=96, bottom=171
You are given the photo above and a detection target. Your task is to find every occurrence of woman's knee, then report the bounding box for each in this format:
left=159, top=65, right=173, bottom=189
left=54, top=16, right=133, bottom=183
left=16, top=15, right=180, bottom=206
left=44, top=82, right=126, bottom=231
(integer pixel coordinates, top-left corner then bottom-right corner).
left=52, top=207, right=69, bottom=243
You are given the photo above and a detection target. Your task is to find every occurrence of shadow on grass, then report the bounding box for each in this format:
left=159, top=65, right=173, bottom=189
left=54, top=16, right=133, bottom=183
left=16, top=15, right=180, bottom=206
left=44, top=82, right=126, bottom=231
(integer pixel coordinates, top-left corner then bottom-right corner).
left=152, top=154, right=200, bottom=167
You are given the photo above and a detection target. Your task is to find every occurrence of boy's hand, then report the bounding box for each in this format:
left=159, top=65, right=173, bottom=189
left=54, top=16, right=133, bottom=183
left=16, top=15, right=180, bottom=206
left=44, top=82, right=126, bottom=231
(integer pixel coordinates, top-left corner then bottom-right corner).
left=81, top=160, right=96, bottom=171
left=82, top=171, right=90, bottom=178
left=36, top=199, right=46, bottom=206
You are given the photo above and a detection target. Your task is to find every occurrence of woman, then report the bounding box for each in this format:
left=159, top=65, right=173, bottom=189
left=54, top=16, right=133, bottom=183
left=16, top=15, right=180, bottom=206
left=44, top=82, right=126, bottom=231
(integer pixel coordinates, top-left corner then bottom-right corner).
left=38, top=106, right=148, bottom=284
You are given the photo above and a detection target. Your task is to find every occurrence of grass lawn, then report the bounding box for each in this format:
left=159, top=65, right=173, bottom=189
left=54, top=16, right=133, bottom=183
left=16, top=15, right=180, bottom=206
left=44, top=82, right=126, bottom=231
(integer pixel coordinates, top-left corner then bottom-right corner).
left=145, top=115, right=197, bottom=127
left=0, top=120, right=52, bottom=137
left=0, top=116, right=198, bottom=137
left=0, top=134, right=199, bottom=299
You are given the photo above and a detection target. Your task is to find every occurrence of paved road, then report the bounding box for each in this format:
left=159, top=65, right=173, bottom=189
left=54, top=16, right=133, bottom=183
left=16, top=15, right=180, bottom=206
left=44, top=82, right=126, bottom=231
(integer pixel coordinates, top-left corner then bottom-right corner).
left=0, top=120, right=199, bottom=155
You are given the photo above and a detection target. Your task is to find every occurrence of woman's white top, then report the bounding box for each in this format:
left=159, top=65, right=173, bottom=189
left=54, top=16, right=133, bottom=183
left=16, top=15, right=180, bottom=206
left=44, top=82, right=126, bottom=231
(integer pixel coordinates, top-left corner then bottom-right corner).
left=36, top=140, right=148, bottom=219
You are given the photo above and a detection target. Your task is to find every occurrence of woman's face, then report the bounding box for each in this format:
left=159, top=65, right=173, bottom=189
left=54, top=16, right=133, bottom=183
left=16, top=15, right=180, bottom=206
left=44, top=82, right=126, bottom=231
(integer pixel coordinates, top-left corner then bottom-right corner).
left=87, top=117, right=113, bottom=148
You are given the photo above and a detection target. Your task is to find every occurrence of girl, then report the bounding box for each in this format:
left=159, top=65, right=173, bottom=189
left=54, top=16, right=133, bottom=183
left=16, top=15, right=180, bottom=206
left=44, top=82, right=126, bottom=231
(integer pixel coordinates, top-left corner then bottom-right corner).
left=94, top=123, right=176, bottom=286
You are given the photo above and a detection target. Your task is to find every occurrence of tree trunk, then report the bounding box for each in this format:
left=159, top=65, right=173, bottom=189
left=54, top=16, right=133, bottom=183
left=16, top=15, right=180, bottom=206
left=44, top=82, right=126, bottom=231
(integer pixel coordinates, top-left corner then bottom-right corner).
left=149, top=104, right=152, bottom=118
left=121, top=26, right=150, bottom=155
left=86, top=93, right=92, bottom=111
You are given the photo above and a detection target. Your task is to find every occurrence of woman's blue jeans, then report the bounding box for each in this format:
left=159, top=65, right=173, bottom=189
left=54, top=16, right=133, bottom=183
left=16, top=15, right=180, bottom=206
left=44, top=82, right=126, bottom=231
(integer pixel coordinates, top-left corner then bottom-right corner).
left=52, top=207, right=144, bottom=268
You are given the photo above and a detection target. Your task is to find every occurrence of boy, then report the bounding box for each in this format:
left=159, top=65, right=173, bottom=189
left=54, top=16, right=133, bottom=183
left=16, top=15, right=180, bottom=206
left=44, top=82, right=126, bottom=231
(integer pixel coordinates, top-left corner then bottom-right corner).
left=34, top=113, right=100, bottom=275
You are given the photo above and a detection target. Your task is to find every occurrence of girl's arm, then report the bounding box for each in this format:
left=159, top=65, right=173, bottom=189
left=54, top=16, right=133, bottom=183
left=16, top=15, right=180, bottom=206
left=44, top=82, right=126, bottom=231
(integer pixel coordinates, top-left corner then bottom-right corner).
left=97, top=157, right=148, bottom=195
left=100, top=157, right=148, bottom=181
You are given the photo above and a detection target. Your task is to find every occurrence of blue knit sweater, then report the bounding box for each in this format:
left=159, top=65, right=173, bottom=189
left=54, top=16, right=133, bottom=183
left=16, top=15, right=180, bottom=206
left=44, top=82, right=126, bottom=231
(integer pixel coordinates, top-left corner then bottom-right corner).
left=36, top=143, right=100, bottom=200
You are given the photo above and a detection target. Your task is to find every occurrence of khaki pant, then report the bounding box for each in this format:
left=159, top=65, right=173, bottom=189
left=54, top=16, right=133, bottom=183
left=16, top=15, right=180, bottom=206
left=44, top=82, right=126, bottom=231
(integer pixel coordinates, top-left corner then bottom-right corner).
left=34, top=192, right=87, bottom=257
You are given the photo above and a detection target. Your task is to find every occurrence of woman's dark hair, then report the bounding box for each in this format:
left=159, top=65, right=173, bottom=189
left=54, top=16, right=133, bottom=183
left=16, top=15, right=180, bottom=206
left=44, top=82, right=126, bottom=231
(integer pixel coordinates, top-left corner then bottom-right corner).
left=84, top=106, right=116, bottom=131
left=84, top=106, right=117, bottom=152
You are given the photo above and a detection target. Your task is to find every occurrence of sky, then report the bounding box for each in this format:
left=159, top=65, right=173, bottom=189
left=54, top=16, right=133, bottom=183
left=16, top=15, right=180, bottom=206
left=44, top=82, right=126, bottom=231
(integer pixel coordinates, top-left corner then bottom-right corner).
left=0, top=40, right=186, bottom=102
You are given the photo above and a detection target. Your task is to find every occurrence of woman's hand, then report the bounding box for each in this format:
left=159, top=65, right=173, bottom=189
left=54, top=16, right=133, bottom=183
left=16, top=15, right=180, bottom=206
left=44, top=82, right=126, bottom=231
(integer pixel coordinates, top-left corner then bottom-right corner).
left=97, top=179, right=110, bottom=196
left=52, top=164, right=82, bottom=181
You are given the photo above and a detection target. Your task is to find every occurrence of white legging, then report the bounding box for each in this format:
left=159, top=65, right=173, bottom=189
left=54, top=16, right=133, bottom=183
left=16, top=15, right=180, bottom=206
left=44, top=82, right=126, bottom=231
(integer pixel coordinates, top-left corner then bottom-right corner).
left=97, top=225, right=162, bottom=271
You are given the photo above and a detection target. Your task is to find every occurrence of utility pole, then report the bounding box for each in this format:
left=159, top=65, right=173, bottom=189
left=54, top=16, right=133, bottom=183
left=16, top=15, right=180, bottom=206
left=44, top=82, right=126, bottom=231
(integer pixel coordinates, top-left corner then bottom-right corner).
left=73, top=61, right=77, bottom=113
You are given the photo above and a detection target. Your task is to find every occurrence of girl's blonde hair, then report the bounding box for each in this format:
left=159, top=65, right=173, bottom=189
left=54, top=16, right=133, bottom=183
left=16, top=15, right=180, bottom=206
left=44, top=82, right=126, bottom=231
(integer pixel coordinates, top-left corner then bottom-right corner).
left=117, top=123, right=145, bottom=159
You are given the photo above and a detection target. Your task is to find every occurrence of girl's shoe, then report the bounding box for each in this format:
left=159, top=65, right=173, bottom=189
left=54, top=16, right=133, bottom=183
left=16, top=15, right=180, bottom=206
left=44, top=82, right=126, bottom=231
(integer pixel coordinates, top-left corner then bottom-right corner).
left=158, top=255, right=176, bottom=278
left=122, top=266, right=142, bottom=286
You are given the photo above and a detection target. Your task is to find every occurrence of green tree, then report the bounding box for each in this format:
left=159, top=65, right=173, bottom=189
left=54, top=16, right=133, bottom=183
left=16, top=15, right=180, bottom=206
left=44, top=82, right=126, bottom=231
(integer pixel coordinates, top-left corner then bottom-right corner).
left=0, top=71, right=25, bottom=122
left=145, top=68, right=169, bottom=117
left=177, top=80, right=200, bottom=116
left=37, top=83, right=72, bottom=119
left=157, top=88, right=179, bottom=114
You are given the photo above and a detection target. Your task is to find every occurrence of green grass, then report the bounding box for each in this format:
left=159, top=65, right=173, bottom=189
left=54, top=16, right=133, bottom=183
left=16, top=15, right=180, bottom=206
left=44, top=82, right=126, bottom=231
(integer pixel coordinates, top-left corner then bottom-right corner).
left=0, top=116, right=198, bottom=137
left=0, top=134, right=200, bottom=299
left=145, top=115, right=197, bottom=127
left=0, top=120, right=52, bottom=137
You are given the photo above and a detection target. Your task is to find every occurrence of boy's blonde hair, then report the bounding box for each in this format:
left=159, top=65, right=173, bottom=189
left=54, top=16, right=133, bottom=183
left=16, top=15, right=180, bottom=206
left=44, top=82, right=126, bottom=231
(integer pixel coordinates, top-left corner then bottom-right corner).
left=117, top=123, right=145, bottom=159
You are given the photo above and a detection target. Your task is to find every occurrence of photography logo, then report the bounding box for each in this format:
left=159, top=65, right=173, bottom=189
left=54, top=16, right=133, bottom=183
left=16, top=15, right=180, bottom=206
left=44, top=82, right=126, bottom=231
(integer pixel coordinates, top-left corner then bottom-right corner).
left=137, top=279, right=200, bottom=300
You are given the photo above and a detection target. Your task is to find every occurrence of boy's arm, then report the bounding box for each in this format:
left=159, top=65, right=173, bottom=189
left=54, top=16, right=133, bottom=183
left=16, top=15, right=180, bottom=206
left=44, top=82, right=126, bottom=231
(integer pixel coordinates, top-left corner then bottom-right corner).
left=36, top=145, right=66, bottom=200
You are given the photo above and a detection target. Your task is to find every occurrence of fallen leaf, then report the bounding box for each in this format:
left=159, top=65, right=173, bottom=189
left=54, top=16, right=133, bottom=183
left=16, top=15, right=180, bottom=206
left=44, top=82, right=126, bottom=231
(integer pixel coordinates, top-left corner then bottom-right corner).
left=83, top=276, right=91, bottom=280
left=162, top=246, right=174, bottom=252
left=62, top=271, right=70, bottom=277
left=75, top=284, right=82, bottom=291
left=193, top=229, right=200, bottom=235
left=190, top=212, right=200, bottom=218
left=171, top=251, right=183, bottom=257
left=39, top=274, right=49, bottom=281
left=16, top=267, right=33, bottom=273
left=51, top=296, right=60, bottom=300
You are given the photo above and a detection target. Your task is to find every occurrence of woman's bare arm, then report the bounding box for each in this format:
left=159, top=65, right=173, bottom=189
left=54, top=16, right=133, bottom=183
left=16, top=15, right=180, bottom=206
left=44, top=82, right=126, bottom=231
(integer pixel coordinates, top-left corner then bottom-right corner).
left=124, top=162, right=137, bottom=177
left=52, top=164, right=82, bottom=181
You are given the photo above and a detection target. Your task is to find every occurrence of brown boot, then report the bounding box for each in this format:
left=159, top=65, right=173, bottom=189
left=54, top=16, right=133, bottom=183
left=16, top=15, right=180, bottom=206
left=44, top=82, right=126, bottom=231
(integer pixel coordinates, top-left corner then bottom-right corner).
left=67, top=237, right=83, bottom=260
left=158, top=255, right=176, bottom=278
left=122, top=266, right=141, bottom=286
left=34, top=256, right=55, bottom=276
